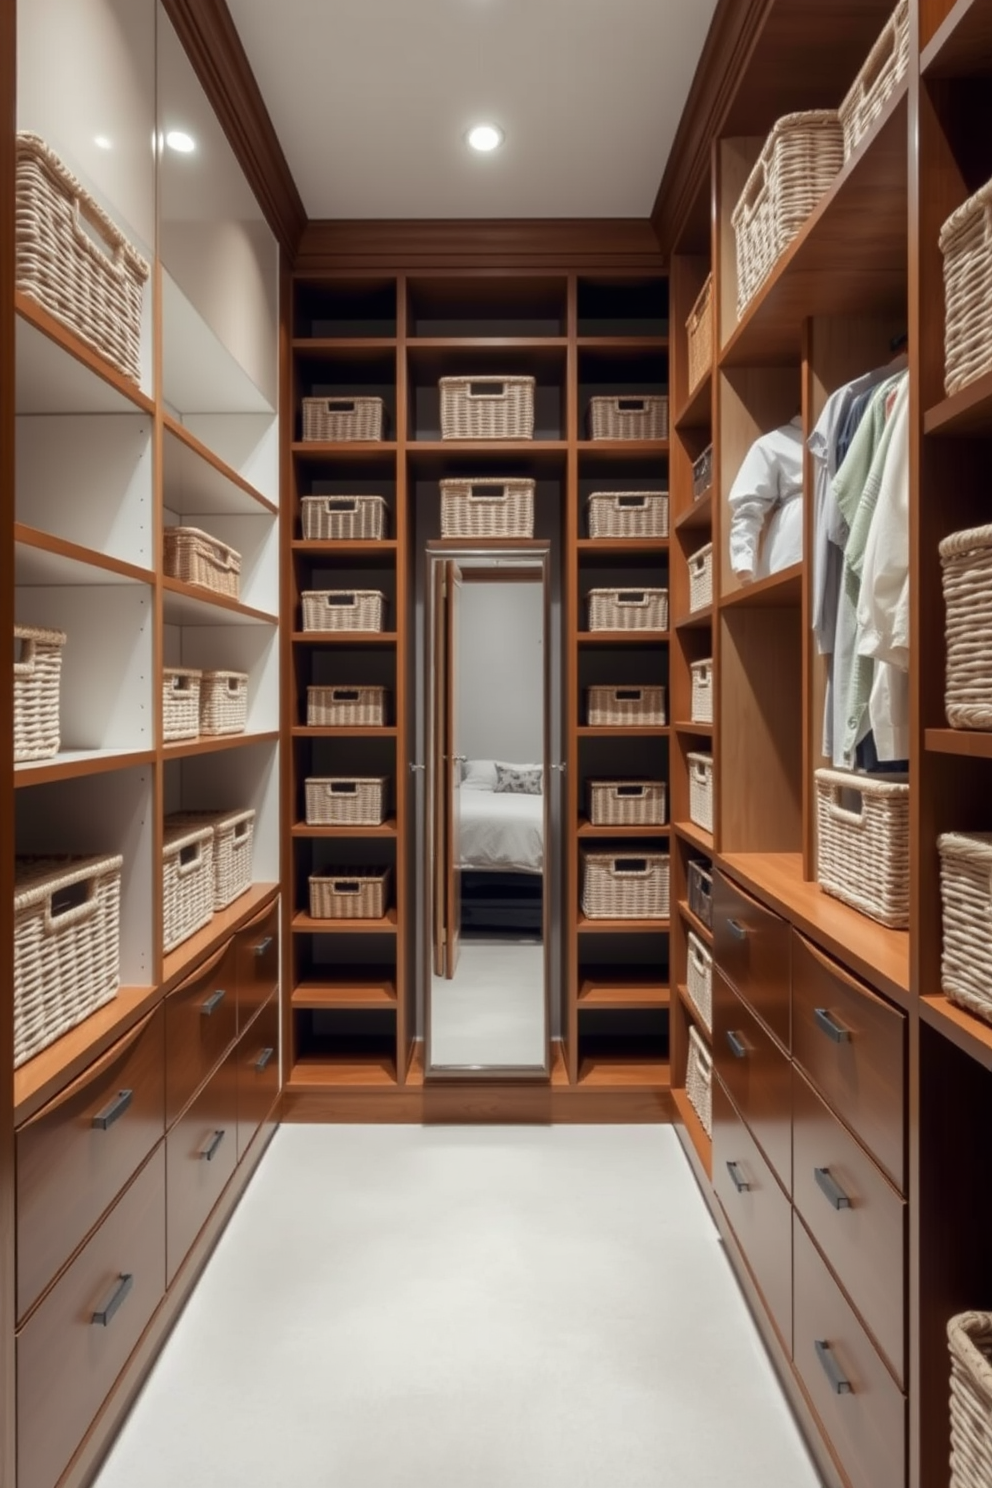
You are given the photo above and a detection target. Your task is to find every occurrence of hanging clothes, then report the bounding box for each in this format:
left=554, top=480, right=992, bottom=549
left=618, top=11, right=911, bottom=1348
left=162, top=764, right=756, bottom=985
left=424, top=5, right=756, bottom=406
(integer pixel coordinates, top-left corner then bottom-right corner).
left=727, top=415, right=804, bottom=582
left=857, top=377, right=910, bottom=760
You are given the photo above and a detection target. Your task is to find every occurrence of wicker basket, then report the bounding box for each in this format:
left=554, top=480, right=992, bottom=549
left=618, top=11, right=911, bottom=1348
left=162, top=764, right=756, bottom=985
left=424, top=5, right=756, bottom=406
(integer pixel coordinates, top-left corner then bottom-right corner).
left=693, top=445, right=713, bottom=500
left=13, top=854, right=122, bottom=1068
left=588, top=779, right=666, bottom=827
left=581, top=850, right=670, bottom=920
left=942, top=182, right=992, bottom=397
left=691, top=660, right=714, bottom=724
left=689, top=544, right=714, bottom=612
left=940, top=525, right=992, bottom=729
left=838, top=1, right=910, bottom=161
left=198, top=672, right=248, bottom=737
left=301, top=495, right=387, bottom=541
left=15, top=133, right=149, bottom=384
left=589, top=395, right=669, bottom=441
left=815, top=768, right=910, bottom=928
left=587, top=685, right=665, bottom=728
left=164, top=527, right=241, bottom=601
left=302, top=397, right=384, bottom=442
left=586, top=491, right=669, bottom=540
left=938, top=833, right=992, bottom=1025
left=307, top=685, right=387, bottom=728
left=302, top=590, right=386, bottom=633
left=949, top=1311, right=992, bottom=1488
left=167, top=809, right=255, bottom=910
left=588, top=588, right=668, bottom=633
left=686, top=931, right=713, bottom=1035
left=732, top=112, right=845, bottom=317
left=309, top=867, right=391, bottom=921
left=440, top=478, right=535, bottom=538
left=305, top=777, right=387, bottom=827
left=162, top=822, right=214, bottom=952
left=686, top=274, right=714, bottom=395
left=162, top=667, right=201, bottom=743
left=685, top=1024, right=713, bottom=1137
left=14, top=625, right=67, bottom=762
left=688, top=859, right=713, bottom=928
left=440, top=376, right=535, bottom=440
left=688, top=752, right=714, bottom=834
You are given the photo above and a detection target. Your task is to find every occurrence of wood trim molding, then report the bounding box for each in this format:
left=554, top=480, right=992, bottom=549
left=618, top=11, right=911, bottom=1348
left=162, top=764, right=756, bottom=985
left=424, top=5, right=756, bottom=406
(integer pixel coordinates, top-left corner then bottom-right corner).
left=161, top=0, right=307, bottom=257
left=295, top=219, right=665, bottom=273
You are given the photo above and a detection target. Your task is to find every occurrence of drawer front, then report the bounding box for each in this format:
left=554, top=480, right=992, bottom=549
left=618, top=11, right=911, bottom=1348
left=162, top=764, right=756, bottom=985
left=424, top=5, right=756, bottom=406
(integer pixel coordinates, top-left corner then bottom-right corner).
left=792, top=932, right=905, bottom=1190
left=713, top=871, right=790, bottom=1048
left=17, top=1006, right=164, bottom=1322
left=713, top=1075, right=792, bottom=1348
left=165, top=936, right=238, bottom=1125
left=17, top=1146, right=166, bottom=1488
left=793, top=1069, right=905, bottom=1385
left=714, top=969, right=791, bottom=1191
left=166, top=1041, right=238, bottom=1285
left=793, top=1216, right=906, bottom=1488
left=236, top=897, right=279, bottom=1033
left=237, top=991, right=279, bottom=1161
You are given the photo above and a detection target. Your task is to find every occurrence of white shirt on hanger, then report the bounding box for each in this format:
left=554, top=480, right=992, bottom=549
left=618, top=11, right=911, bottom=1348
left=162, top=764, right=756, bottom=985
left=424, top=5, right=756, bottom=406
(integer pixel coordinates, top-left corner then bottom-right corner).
left=857, top=376, right=910, bottom=760
left=727, top=416, right=804, bottom=582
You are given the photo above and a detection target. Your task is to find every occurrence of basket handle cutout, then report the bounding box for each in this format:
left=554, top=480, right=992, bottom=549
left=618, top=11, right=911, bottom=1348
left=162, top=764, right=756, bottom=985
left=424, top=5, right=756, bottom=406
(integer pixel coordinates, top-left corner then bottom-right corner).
left=326, top=498, right=358, bottom=512
left=325, top=400, right=356, bottom=413
left=616, top=495, right=648, bottom=508
left=859, top=25, right=895, bottom=94
left=468, top=485, right=508, bottom=501
left=616, top=591, right=647, bottom=605
left=13, top=634, right=36, bottom=677
left=468, top=382, right=508, bottom=398
left=227, top=677, right=241, bottom=693
left=170, top=674, right=194, bottom=693
left=825, top=782, right=866, bottom=828
left=617, top=399, right=647, bottom=413
left=325, top=593, right=358, bottom=607
left=615, top=689, right=642, bottom=701
left=332, top=880, right=361, bottom=894
left=45, top=874, right=99, bottom=932
left=740, top=159, right=767, bottom=216
left=329, top=782, right=358, bottom=794
left=207, top=540, right=237, bottom=570
left=332, top=689, right=359, bottom=701
left=234, top=821, right=249, bottom=838
left=616, top=785, right=646, bottom=797
left=612, top=857, right=649, bottom=875
left=176, top=842, right=202, bottom=876
left=72, top=197, right=125, bottom=273
left=689, top=942, right=706, bottom=974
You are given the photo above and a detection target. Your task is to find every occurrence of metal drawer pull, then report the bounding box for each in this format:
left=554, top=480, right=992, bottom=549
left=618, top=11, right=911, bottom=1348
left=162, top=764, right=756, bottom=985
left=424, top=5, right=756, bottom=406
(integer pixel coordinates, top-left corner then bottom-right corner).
left=727, top=918, right=748, bottom=941
left=814, top=1007, right=852, bottom=1043
left=201, top=989, right=226, bottom=1017
left=814, top=1167, right=852, bottom=1210
left=726, top=1031, right=747, bottom=1060
left=200, top=1129, right=226, bottom=1162
left=815, top=1339, right=853, bottom=1395
left=252, top=937, right=273, bottom=958
left=92, top=1273, right=134, bottom=1327
left=255, top=1047, right=275, bottom=1072
left=92, top=1088, right=133, bottom=1130
left=726, top=1161, right=750, bottom=1193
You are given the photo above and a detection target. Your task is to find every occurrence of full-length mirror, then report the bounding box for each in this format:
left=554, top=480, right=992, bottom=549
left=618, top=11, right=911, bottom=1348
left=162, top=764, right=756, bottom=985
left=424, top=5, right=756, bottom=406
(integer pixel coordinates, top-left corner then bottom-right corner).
left=425, top=544, right=551, bottom=1074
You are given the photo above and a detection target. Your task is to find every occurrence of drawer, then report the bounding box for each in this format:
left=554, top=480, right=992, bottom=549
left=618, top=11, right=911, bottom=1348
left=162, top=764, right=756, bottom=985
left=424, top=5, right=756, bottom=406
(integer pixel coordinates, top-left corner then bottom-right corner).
left=166, top=1040, right=238, bottom=1285
left=793, top=1216, right=906, bottom=1488
left=237, top=991, right=279, bottom=1161
left=165, top=935, right=238, bottom=1126
left=713, top=1075, right=792, bottom=1348
left=236, top=896, right=278, bottom=1033
left=714, top=969, right=791, bottom=1191
left=792, top=932, right=905, bottom=1190
left=713, top=870, right=790, bottom=1048
left=793, top=1069, right=905, bottom=1385
left=17, top=1146, right=166, bottom=1488
left=17, top=1005, right=164, bottom=1322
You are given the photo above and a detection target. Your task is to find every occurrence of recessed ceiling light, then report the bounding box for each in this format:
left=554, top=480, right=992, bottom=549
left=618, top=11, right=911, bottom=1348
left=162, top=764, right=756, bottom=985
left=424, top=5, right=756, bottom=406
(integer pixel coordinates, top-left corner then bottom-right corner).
left=467, top=124, right=504, bottom=153
left=94, top=135, right=112, bottom=151
left=165, top=130, right=196, bottom=154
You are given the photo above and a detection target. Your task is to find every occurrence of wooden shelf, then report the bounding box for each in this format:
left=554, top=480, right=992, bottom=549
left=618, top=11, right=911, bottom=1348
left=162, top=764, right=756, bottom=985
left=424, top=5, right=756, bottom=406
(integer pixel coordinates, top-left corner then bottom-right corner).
left=674, top=820, right=714, bottom=855
left=14, top=524, right=154, bottom=586
left=577, top=1055, right=671, bottom=1088
left=291, top=818, right=398, bottom=838
left=577, top=440, right=670, bottom=458
left=671, top=1087, right=713, bottom=1179
left=924, top=368, right=992, bottom=436
left=921, top=994, right=992, bottom=1073
left=15, top=291, right=155, bottom=416
left=578, top=977, right=670, bottom=1008
left=675, top=606, right=712, bottom=630
left=293, top=336, right=397, bottom=353
left=407, top=335, right=569, bottom=355
left=675, top=491, right=712, bottom=532
left=15, top=747, right=157, bottom=789
left=292, top=980, right=397, bottom=1009
left=162, top=577, right=277, bottom=627
left=161, top=884, right=280, bottom=992
left=576, top=725, right=669, bottom=737
left=720, top=564, right=802, bottom=609
left=577, top=630, right=669, bottom=645
left=292, top=539, right=397, bottom=556
left=291, top=631, right=398, bottom=644
left=292, top=909, right=398, bottom=934
left=678, top=899, right=713, bottom=947
left=576, top=538, right=669, bottom=554
left=675, top=371, right=712, bottom=431
left=926, top=728, right=992, bottom=759
left=577, top=913, right=670, bottom=933
left=407, top=441, right=568, bottom=476
left=673, top=721, right=713, bottom=737
left=286, top=1056, right=398, bottom=1089
left=163, top=731, right=279, bottom=760
left=292, top=441, right=399, bottom=461
left=577, top=818, right=670, bottom=837
left=921, top=0, right=992, bottom=77
left=577, top=336, right=670, bottom=350
left=292, top=726, right=398, bottom=738
left=163, top=414, right=276, bottom=516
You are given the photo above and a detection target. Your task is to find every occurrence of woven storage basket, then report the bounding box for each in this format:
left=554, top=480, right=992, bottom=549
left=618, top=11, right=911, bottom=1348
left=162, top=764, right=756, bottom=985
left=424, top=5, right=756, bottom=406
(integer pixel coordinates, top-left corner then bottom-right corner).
left=589, top=395, right=669, bottom=441
left=940, top=525, right=992, bottom=728
left=942, top=182, right=992, bottom=397
left=686, top=1024, right=713, bottom=1138
left=307, top=685, right=387, bottom=728
left=440, top=478, right=535, bottom=538
left=688, top=752, right=714, bottom=834
left=162, top=667, right=201, bottom=743
left=13, top=854, right=122, bottom=1068
left=302, top=590, right=385, bottom=633
left=162, top=822, right=214, bottom=952
left=686, top=931, right=714, bottom=1035
left=588, top=588, right=668, bottom=633
left=305, top=777, right=387, bottom=827
left=838, top=0, right=910, bottom=161
left=199, top=671, right=248, bottom=737
left=732, top=112, right=845, bottom=317
left=949, top=1311, right=992, bottom=1488
left=301, top=495, right=387, bottom=541
left=302, top=396, right=384, bottom=442
left=686, top=274, right=714, bottom=394
left=586, top=491, right=669, bottom=540
left=164, top=527, right=241, bottom=600
left=167, top=809, right=255, bottom=910
left=581, top=850, right=670, bottom=920
left=587, top=685, right=665, bottom=728
left=588, top=779, right=666, bottom=827
left=14, top=624, right=66, bottom=762
left=938, top=832, right=992, bottom=1025
left=691, top=660, right=714, bottom=724
left=815, top=768, right=910, bottom=928
left=688, top=859, right=713, bottom=928
left=15, top=133, right=149, bottom=384
left=689, top=544, right=714, bottom=612
left=693, top=445, right=713, bottom=500
left=309, top=866, right=391, bottom=920
left=440, top=376, right=535, bottom=440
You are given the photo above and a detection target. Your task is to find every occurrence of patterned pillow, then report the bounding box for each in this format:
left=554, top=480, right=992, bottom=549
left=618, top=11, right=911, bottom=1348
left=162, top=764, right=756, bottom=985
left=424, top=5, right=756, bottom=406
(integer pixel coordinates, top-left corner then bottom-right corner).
left=495, top=764, right=542, bottom=795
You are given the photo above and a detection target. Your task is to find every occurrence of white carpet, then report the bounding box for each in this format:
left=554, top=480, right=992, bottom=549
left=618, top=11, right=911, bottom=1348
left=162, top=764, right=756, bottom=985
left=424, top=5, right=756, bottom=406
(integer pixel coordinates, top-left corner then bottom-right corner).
left=93, top=1126, right=824, bottom=1488
left=430, top=938, right=546, bottom=1067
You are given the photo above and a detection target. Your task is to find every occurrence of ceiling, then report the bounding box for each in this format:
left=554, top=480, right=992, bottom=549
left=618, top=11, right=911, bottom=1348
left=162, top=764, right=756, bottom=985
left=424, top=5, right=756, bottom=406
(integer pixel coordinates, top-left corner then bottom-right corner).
left=225, top=0, right=720, bottom=221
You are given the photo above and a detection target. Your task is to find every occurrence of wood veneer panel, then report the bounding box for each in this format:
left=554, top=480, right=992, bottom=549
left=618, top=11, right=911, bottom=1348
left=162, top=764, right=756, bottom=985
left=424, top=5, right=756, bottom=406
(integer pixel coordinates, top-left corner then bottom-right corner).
left=296, top=221, right=665, bottom=273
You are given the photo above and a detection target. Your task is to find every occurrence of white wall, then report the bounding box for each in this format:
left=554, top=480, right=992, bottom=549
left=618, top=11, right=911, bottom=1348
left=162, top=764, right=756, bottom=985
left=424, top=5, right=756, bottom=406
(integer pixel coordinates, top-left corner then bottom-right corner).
left=457, top=580, right=544, bottom=764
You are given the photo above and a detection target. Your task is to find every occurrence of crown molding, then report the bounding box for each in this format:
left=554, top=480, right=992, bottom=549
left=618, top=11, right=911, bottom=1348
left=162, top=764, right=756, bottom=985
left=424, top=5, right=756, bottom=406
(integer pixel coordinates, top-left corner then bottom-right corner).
left=295, top=218, right=665, bottom=273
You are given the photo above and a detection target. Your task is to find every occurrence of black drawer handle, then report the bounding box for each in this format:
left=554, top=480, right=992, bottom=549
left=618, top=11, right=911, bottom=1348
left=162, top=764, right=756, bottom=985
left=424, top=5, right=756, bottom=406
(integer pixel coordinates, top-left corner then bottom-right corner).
left=92, top=1273, right=134, bottom=1328
left=726, top=1161, right=750, bottom=1194
left=814, top=1007, right=852, bottom=1043
left=255, top=1047, right=275, bottom=1072
left=814, top=1167, right=852, bottom=1210
left=200, top=1129, right=226, bottom=1162
left=252, top=937, right=274, bottom=958
left=727, top=917, right=748, bottom=941
left=201, top=989, right=226, bottom=1017
left=815, top=1339, right=853, bottom=1395
left=92, top=1088, right=133, bottom=1131
left=726, top=1031, right=747, bottom=1060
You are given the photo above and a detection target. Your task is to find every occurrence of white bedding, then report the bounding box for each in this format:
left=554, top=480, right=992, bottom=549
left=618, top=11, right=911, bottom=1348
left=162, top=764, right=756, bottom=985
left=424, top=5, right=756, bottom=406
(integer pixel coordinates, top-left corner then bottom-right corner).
left=457, top=786, right=544, bottom=874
